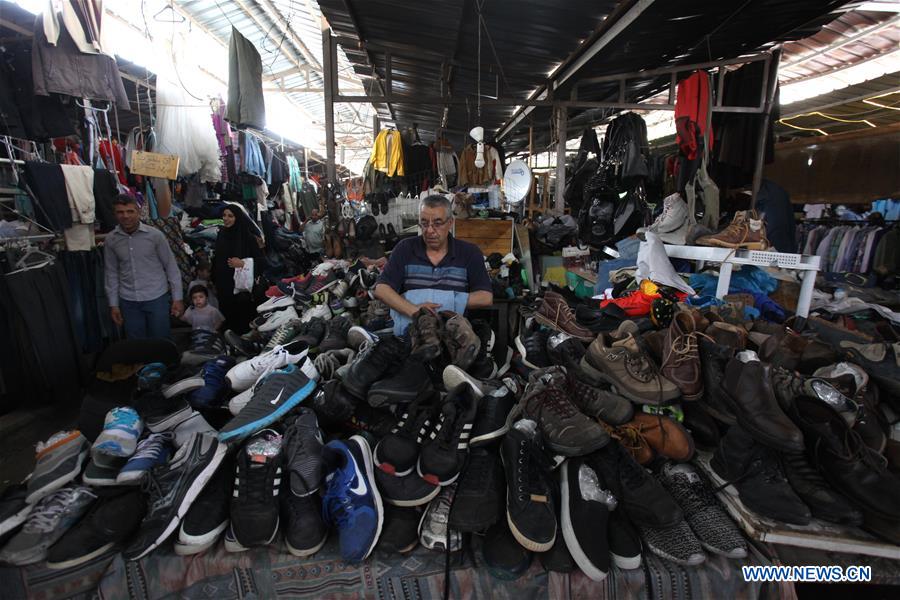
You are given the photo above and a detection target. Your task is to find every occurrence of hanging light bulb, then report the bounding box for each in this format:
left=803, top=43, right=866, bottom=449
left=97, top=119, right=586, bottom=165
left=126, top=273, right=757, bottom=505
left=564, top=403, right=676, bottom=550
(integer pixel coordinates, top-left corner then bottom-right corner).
left=470, top=126, right=485, bottom=168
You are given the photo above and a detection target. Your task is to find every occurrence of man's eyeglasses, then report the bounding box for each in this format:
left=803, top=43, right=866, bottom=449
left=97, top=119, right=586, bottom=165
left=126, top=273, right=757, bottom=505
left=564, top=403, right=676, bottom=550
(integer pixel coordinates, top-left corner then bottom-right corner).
left=419, top=219, right=449, bottom=230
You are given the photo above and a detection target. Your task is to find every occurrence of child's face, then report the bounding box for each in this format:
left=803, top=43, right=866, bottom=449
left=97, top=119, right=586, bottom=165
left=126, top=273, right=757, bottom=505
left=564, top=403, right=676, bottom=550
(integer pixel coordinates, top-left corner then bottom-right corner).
left=192, top=292, right=208, bottom=309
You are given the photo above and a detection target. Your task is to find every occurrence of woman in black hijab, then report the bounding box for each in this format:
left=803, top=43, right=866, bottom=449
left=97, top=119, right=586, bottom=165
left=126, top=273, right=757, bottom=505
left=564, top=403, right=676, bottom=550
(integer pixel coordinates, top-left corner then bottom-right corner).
left=213, top=203, right=265, bottom=334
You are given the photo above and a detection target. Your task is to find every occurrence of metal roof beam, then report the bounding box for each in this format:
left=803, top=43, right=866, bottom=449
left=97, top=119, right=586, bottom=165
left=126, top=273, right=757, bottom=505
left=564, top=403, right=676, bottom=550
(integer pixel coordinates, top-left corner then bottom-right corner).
left=781, top=14, right=900, bottom=71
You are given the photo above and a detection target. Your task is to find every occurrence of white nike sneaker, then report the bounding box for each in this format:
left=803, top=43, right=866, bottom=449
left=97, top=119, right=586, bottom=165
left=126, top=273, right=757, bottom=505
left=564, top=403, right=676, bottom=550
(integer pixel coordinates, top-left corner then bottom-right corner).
left=257, top=295, right=295, bottom=314
left=225, top=340, right=309, bottom=392
left=258, top=306, right=300, bottom=333
left=302, top=303, right=332, bottom=323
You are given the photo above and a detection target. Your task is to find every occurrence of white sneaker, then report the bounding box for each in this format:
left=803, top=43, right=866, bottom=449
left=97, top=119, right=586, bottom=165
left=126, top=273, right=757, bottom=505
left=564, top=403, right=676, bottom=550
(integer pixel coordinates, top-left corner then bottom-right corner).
left=330, top=280, right=349, bottom=300
left=258, top=306, right=300, bottom=333
left=256, top=295, right=295, bottom=314
left=225, top=341, right=309, bottom=392
left=302, top=303, right=332, bottom=322
left=229, top=356, right=320, bottom=416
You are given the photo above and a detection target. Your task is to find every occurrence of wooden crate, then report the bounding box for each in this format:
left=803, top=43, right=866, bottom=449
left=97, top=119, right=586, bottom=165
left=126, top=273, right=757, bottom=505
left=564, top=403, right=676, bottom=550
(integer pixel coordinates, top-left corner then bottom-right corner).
left=454, top=219, right=513, bottom=256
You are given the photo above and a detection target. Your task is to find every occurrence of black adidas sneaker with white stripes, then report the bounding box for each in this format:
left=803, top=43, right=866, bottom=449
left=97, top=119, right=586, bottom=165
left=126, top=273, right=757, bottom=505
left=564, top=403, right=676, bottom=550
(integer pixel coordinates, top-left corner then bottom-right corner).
left=224, top=429, right=283, bottom=552
left=417, top=383, right=479, bottom=486
left=374, top=394, right=438, bottom=477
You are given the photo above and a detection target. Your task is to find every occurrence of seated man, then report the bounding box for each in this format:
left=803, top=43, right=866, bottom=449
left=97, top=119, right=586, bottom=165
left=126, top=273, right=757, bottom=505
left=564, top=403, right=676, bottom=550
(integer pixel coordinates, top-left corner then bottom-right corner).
left=375, top=195, right=493, bottom=335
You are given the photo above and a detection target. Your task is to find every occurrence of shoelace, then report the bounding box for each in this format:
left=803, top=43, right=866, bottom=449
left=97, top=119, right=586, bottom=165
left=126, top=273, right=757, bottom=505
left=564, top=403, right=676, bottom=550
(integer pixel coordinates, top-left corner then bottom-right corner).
left=241, top=461, right=274, bottom=505
left=514, top=439, right=550, bottom=502
left=606, top=422, right=647, bottom=455
left=25, top=488, right=84, bottom=532
left=540, top=387, right=578, bottom=418
left=129, top=434, right=171, bottom=463
left=314, top=352, right=341, bottom=380
left=269, top=321, right=300, bottom=347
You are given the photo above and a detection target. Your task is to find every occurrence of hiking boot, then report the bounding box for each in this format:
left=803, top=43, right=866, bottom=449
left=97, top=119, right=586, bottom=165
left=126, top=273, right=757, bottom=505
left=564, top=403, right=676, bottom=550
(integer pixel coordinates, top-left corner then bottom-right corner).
left=581, top=332, right=680, bottom=404
left=283, top=409, right=324, bottom=497
left=409, top=309, right=443, bottom=360
left=501, top=420, right=556, bottom=552
left=534, top=291, right=594, bottom=341
left=522, top=367, right=609, bottom=456
left=696, top=210, right=769, bottom=250
left=710, top=425, right=811, bottom=525
left=560, top=458, right=611, bottom=581
left=658, top=463, right=746, bottom=559
left=375, top=468, right=439, bottom=507
left=342, top=335, right=409, bottom=399
left=318, top=315, right=352, bottom=352
left=567, top=369, right=634, bottom=425
left=293, top=318, right=328, bottom=348
left=448, top=448, right=503, bottom=532
left=374, top=395, right=437, bottom=477
left=587, top=441, right=682, bottom=528
left=706, top=322, right=747, bottom=350
left=225, top=430, right=282, bottom=551
left=660, top=312, right=703, bottom=400
left=625, top=412, right=694, bottom=462
left=440, top=311, right=482, bottom=370
left=368, top=357, right=435, bottom=407
left=515, top=327, right=552, bottom=370
left=417, top=384, right=479, bottom=485
left=721, top=352, right=803, bottom=452
left=779, top=451, right=863, bottom=526
left=547, top=332, right=586, bottom=368
left=697, top=339, right=738, bottom=425
left=310, top=380, right=357, bottom=426
left=26, top=431, right=89, bottom=505
left=638, top=519, right=706, bottom=566
left=418, top=484, right=462, bottom=551
left=789, top=396, right=900, bottom=521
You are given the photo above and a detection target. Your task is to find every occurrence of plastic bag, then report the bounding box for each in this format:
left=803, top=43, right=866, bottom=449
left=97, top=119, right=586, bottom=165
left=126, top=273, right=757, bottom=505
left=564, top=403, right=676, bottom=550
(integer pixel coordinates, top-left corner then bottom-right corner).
left=233, top=257, right=254, bottom=294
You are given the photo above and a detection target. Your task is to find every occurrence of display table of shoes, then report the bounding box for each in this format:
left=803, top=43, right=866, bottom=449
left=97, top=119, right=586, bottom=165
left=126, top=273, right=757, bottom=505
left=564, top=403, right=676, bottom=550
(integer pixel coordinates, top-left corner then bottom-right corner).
left=662, top=245, right=821, bottom=318
left=695, top=452, right=900, bottom=560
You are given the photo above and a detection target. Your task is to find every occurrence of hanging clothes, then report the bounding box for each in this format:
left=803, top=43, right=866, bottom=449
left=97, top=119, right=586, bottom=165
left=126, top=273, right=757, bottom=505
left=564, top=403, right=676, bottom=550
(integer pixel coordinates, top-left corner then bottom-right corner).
left=226, top=27, right=266, bottom=130
left=155, top=77, right=222, bottom=183
left=371, top=129, right=404, bottom=177
left=457, top=143, right=502, bottom=186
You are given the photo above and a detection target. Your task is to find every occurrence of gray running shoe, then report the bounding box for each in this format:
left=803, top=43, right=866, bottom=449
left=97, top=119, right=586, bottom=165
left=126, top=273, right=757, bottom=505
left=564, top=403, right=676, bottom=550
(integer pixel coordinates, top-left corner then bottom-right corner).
left=26, top=431, right=89, bottom=505
left=419, top=484, right=462, bottom=552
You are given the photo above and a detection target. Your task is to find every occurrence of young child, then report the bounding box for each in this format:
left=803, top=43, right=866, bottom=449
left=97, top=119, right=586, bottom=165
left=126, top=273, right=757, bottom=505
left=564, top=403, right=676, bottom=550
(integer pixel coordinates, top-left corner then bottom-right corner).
left=188, top=260, right=218, bottom=308
left=181, top=285, right=225, bottom=332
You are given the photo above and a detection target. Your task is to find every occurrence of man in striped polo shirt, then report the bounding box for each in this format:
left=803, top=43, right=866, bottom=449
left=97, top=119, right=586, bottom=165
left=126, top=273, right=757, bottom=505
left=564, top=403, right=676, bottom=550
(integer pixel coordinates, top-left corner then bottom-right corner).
left=375, top=195, right=493, bottom=335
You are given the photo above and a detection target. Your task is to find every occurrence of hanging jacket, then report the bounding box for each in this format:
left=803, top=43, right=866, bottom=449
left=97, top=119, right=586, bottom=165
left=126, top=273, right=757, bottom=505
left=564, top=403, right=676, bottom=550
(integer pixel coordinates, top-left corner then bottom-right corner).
left=675, top=71, right=713, bottom=161
left=371, top=129, right=404, bottom=177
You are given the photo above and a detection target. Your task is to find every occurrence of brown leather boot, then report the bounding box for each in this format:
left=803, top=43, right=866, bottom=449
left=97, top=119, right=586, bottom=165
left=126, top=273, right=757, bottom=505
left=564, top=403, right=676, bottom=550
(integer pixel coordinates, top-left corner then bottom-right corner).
left=660, top=312, right=703, bottom=400
left=696, top=210, right=769, bottom=250
left=602, top=421, right=654, bottom=465
left=628, top=412, right=695, bottom=461
left=534, top=291, right=595, bottom=341
left=707, top=322, right=747, bottom=350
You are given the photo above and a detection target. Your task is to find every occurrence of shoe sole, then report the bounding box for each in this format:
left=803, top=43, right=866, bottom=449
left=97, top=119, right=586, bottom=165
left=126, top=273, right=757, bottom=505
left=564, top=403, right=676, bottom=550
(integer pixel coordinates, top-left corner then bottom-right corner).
left=218, top=379, right=317, bottom=444
left=25, top=448, right=88, bottom=504
left=496, top=347, right=513, bottom=377
left=506, top=511, right=554, bottom=553
left=532, top=313, right=594, bottom=342
left=560, top=463, right=608, bottom=581
left=147, top=405, right=194, bottom=433
left=383, top=484, right=441, bottom=507
left=0, top=503, right=33, bottom=534
left=45, top=542, right=115, bottom=570
left=350, top=436, right=384, bottom=561
left=163, top=378, right=205, bottom=399
left=442, top=366, right=485, bottom=398
left=701, top=542, right=748, bottom=559
left=257, top=298, right=295, bottom=313
left=115, top=470, right=149, bottom=485
left=373, top=444, right=415, bottom=478
left=514, top=336, right=547, bottom=371
left=285, top=532, right=328, bottom=557
left=127, top=442, right=229, bottom=561
left=645, top=540, right=707, bottom=566
left=611, top=551, right=642, bottom=570
left=177, top=520, right=228, bottom=549
left=546, top=435, right=610, bottom=457
left=578, top=357, right=679, bottom=405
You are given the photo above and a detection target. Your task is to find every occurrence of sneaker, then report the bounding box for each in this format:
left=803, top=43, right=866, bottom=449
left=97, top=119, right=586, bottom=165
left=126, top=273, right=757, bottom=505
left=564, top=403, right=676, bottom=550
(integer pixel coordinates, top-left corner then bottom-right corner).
left=310, top=379, right=358, bottom=426
left=182, top=331, right=227, bottom=366
left=258, top=306, right=301, bottom=333
left=559, top=458, right=610, bottom=581
left=190, top=356, right=236, bottom=409
left=547, top=332, right=586, bottom=368
left=257, top=294, right=295, bottom=314
left=483, top=520, right=532, bottom=580
left=319, top=315, right=353, bottom=352
left=657, top=463, right=746, bottom=558
left=418, top=484, right=462, bottom=552
left=345, top=404, right=399, bottom=439
left=468, top=320, right=498, bottom=379
left=581, top=331, right=680, bottom=404
left=225, top=341, right=310, bottom=393
left=92, top=407, right=144, bottom=459
left=0, top=485, right=31, bottom=543
left=375, top=395, right=437, bottom=477
left=608, top=509, right=642, bottom=569
left=296, top=272, right=339, bottom=301
left=313, top=348, right=356, bottom=381
left=342, top=335, right=409, bottom=400
left=469, top=383, right=519, bottom=447
left=375, top=468, right=440, bottom=507
left=322, top=435, right=384, bottom=562
left=368, top=357, right=435, bottom=407
left=302, top=302, right=333, bottom=323
left=540, top=533, right=577, bottom=573
left=347, top=325, right=377, bottom=351
left=522, top=367, right=610, bottom=456
left=417, top=384, right=479, bottom=486
left=696, top=210, right=769, bottom=250
left=174, top=455, right=233, bottom=556
left=409, top=309, right=443, bottom=360
left=501, top=419, right=556, bottom=552
left=567, top=369, right=634, bottom=425
left=0, top=486, right=96, bottom=565
left=81, top=457, right=123, bottom=486
left=515, top=328, right=551, bottom=370
left=225, top=430, right=282, bottom=551
left=283, top=492, right=327, bottom=557
left=587, top=441, right=683, bottom=528
left=218, top=363, right=318, bottom=444
left=123, top=433, right=228, bottom=560
left=25, top=431, right=89, bottom=505
left=161, top=374, right=205, bottom=400
left=172, top=411, right=217, bottom=448
left=283, top=408, right=324, bottom=497
left=263, top=319, right=305, bottom=351
left=293, top=317, right=328, bottom=348
left=116, top=433, right=175, bottom=485
left=137, top=362, right=167, bottom=392
left=139, top=387, right=193, bottom=434
left=45, top=489, right=146, bottom=569
left=377, top=505, right=422, bottom=554
left=448, top=448, right=503, bottom=532
left=224, top=330, right=264, bottom=358
left=639, top=519, right=706, bottom=566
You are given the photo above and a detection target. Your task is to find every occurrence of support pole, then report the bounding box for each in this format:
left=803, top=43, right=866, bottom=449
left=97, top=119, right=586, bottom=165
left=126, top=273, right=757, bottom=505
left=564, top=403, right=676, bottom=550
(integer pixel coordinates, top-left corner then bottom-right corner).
left=750, top=48, right=782, bottom=210
left=321, top=23, right=337, bottom=182
left=555, top=105, right=567, bottom=214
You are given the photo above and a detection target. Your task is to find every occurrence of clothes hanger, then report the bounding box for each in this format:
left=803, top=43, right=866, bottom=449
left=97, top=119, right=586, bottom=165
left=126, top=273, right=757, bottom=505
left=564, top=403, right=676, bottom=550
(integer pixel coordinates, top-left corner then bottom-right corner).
left=11, top=241, right=55, bottom=273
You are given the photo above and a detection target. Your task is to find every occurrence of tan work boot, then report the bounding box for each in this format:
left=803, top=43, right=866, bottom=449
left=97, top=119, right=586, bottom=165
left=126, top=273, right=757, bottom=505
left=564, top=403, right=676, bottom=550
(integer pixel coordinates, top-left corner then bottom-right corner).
left=696, top=210, right=769, bottom=250
left=660, top=312, right=703, bottom=401
left=580, top=332, right=680, bottom=405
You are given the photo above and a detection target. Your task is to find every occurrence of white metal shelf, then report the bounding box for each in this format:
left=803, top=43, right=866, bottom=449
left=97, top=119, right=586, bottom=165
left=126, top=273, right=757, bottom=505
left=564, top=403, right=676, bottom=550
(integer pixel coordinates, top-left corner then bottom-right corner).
left=664, top=244, right=821, bottom=318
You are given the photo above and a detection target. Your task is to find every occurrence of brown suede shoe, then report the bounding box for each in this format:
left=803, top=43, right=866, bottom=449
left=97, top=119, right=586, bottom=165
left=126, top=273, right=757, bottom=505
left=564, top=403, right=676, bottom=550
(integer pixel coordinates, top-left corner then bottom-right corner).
left=439, top=311, right=481, bottom=370
left=602, top=422, right=655, bottom=465
left=534, top=291, right=595, bottom=342
left=707, top=322, right=747, bottom=350
left=696, top=210, right=769, bottom=250
left=660, top=312, right=703, bottom=401
left=628, top=412, right=695, bottom=462
left=409, top=309, right=443, bottom=360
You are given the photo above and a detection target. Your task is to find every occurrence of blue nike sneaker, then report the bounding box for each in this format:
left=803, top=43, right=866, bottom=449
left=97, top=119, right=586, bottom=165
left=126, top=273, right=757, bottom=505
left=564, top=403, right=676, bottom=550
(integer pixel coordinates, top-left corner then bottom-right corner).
left=217, top=361, right=318, bottom=444
left=190, top=356, right=237, bottom=409
left=322, top=435, right=384, bottom=562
